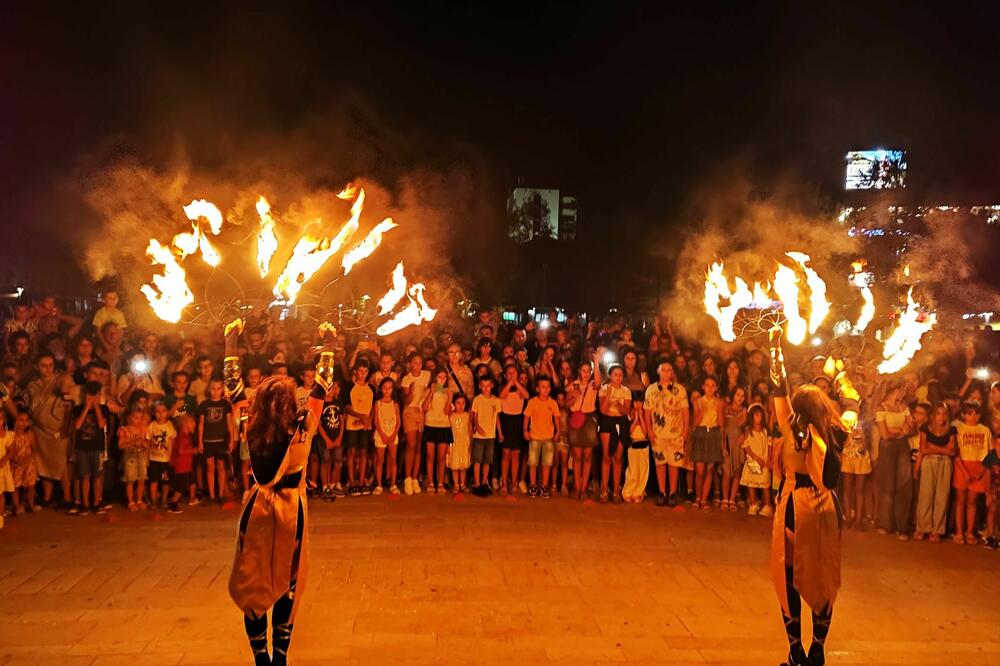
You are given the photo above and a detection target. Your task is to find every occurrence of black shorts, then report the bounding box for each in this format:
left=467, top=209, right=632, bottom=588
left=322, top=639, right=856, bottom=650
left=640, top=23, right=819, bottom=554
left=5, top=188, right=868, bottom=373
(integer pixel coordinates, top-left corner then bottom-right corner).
left=148, top=460, right=171, bottom=484
left=499, top=413, right=524, bottom=450
left=423, top=425, right=454, bottom=444
left=343, top=429, right=371, bottom=450
left=598, top=414, right=631, bottom=452
left=173, top=471, right=192, bottom=492
left=203, top=440, right=229, bottom=461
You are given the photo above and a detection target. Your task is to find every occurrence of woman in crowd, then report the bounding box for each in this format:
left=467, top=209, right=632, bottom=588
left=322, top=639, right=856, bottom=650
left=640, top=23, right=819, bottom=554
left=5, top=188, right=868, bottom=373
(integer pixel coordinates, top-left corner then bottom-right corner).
left=914, top=402, right=956, bottom=541
left=874, top=381, right=915, bottom=539
left=722, top=385, right=748, bottom=511
left=567, top=350, right=602, bottom=500
left=598, top=363, right=631, bottom=503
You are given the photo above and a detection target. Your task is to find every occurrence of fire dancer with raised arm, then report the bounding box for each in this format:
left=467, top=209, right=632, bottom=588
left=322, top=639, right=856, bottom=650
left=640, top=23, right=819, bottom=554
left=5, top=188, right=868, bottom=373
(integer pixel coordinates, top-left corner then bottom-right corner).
left=226, top=319, right=334, bottom=666
left=768, top=328, right=859, bottom=666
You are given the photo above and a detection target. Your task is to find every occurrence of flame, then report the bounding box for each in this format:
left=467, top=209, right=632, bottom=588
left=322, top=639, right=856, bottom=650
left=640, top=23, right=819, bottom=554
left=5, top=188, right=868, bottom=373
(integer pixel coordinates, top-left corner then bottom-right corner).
left=183, top=199, right=223, bottom=235
left=376, top=282, right=437, bottom=336
left=877, top=288, right=936, bottom=374
left=139, top=240, right=194, bottom=324
left=255, top=196, right=279, bottom=278
left=785, top=252, right=829, bottom=335
left=172, top=225, right=200, bottom=258
left=903, top=263, right=911, bottom=279
left=376, top=261, right=407, bottom=315
left=703, top=261, right=753, bottom=342
left=849, top=262, right=875, bottom=334
left=271, top=187, right=364, bottom=303
left=341, top=217, right=398, bottom=274
left=773, top=263, right=806, bottom=345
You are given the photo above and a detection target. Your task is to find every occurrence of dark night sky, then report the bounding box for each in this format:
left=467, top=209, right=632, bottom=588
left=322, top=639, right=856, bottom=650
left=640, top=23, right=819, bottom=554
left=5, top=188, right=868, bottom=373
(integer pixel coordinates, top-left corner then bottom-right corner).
left=3, top=2, right=1000, bottom=298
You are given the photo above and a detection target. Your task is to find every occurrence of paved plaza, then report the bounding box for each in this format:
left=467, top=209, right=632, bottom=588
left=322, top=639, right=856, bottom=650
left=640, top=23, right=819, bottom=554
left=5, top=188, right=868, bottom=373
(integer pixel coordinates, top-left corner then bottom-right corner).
left=1, top=493, right=998, bottom=665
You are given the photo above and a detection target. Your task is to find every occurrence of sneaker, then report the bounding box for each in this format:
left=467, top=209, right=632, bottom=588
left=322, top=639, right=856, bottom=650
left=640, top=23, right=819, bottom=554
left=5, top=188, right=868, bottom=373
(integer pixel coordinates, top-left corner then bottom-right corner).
left=655, top=493, right=668, bottom=507
left=747, top=503, right=759, bottom=516
left=611, top=493, right=624, bottom=505
left=78, top=507, right=91, bottom=516
left=984, top=537, right=999, bottom=551
left=350, top=486, right=362, bottom=497
left=666, top=493, right=678, bottom=507
left=128, top=502, right=138, bottom=512
left=542, top=487, right=551, bottom=499
left=373, top=485, right=384, bottom=496
left=472, top=484, right=489, bottom=498
left=188, top=498, right=200, bottom=506
left=30, top=504, right=42, bottom=513
left=435, top=485, right=445, bottom=494
left=389, top=484, right=400, bottom=495
left=167, top=503, right=183, bottom=514
left=518, top=481, right=528, bottom=494
left=897, top=532, right=910, bottom=541
left=403, top=478, right=413, bottom=495
left=528, top=486, right=538, bottom=498
left=759, top=505, right=774, bottom=518
left=137, top=501, right=148, bottom=510
left=67, top=503, right=80, bottom=515
left=332, top=483, right=346, bottom=498
left=598, top=492, right=609, bottom=504
left=362, top=485, right=374, bottom=496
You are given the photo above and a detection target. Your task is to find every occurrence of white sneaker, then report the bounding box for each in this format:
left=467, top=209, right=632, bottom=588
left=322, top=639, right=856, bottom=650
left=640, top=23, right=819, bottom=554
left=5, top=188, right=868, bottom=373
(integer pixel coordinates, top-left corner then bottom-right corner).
left=413, top=479, right=422, bottom=494
left=373, top=485, right=384, bottom=496
left=747, top=503, right=759, bottom=516
left=518, top=481, right=528, bottom=494
left=759, top=505, right=774, bottom=518
left=404, top=478, right=413, bottom=495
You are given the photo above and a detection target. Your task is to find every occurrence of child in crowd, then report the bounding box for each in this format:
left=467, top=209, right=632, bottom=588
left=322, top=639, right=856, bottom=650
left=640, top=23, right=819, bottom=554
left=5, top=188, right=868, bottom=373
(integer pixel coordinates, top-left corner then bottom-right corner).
left=119, top=407, right=149, bottom=511
left=740, top=404, right=772, bottom=517
left=691, top=376, right=725, bottom=511
left=316, top=381, right=344, bottom=499
left=554, top=389, right=571, bottom=496
left=953, top=401, right=992, bottom=544
left=449, top=394, right=472, bottom=493
left=982, top=431, right=1000, bottom=550
left=171, top=414, right=198, bottom=510
left=471, top=375, right=501, bottom=496
left=10, top=410, right=39, bottom=513
left=345, top=362, right=375, bottom=496
left=401, top=352, right=431, bottom=496
left=373, top=377, right=401, bottom=495
left=199, top=378, right=236, bottom=504
left=622, top=400, right=649, bottom=503
left=147, top=402, right=177, bottom=509
left=0, top=414, right=14, bottom=528
left=524, top=376, right=560, bottom=498
left=422, top=368, right=453, bottom=494
left=722, top=386, right=748, bottom=512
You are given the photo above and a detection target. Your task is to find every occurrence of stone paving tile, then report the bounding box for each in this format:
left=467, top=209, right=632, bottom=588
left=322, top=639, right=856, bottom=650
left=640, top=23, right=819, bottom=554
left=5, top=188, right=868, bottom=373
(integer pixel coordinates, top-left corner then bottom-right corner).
left=2, top=494, right=1000, bottom=664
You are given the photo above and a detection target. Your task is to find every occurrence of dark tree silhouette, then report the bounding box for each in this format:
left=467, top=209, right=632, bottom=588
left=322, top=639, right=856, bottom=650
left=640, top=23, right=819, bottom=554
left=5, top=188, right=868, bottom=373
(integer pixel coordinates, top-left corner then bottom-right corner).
left=508, top=190, right=555, bottom=243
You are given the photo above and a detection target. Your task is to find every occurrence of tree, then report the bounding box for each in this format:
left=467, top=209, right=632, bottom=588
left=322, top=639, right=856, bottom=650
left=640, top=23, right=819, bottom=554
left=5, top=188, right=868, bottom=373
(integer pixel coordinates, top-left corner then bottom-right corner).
left=508, top=190, right=554, bottom=243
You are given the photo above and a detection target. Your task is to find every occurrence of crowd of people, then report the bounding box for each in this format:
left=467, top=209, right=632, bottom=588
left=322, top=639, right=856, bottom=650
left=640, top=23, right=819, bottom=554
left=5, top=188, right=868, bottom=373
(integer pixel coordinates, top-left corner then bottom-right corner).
left=0, top=291, right=998, bottom=550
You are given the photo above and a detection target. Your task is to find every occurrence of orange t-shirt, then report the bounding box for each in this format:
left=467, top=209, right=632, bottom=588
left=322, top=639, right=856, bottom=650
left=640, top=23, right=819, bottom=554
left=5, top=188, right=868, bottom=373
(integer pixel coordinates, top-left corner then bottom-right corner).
left=524, top=396, right=560, bottom=441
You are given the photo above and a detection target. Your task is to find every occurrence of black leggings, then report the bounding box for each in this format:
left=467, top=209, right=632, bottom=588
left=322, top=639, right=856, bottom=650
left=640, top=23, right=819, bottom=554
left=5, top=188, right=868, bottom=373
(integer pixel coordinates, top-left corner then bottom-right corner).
left=780, top=494, right=834, bottom=666
left=241, top=493, right=304, bottom=666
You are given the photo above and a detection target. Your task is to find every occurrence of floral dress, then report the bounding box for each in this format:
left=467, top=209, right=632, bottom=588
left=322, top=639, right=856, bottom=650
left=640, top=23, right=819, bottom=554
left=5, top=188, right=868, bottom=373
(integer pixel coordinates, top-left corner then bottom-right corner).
left=11, top=431, right=37, bottom=488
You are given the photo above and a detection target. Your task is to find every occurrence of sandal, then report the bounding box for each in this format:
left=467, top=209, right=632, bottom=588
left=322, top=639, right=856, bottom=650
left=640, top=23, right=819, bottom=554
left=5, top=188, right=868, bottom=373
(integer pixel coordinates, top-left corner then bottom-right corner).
left=728, top=502, right=737, bottom=512
left=929, top=534, right=940, bottom=543
left=965, top=533, right=978, bottom=545
left=953, top=533, right=966, bottom=545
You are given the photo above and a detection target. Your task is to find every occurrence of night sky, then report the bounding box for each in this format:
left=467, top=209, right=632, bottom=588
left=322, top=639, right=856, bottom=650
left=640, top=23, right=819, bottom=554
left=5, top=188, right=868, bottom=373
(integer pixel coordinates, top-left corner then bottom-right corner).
left=3, top=2, right=1000, bottom=302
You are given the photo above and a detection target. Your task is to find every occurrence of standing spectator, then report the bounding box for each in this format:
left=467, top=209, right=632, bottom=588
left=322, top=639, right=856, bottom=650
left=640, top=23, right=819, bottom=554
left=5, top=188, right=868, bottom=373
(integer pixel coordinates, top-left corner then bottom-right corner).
left=568, top=351, right=602, bottom=500
left=875, top=382, right=915, bottom=539
left=449, top=394, right=472, bottom=493
left=740, top=403, right=772, bottom=516
left=470, top=339, right=502, bottom=382
left=372, top=377, right=400, bottom=495
left=445, top=343, right=474, bottom=399
left=91, top=289, right=127, bottom=330
left=622, top=399, right=649, bottom=503
left=70, top=381, right=109, bottom=515
left=470, top=376, right=501, bottom=495
left=690, top=376, right=725, bottom=510
left=914, top=403, right=956, bottom=542
left=315, top=382, right=344, bottom=499
left=189, top=356, right=215, bottom=405
left=422, top=368, right=453, bottom=493
left=400, top=353, right=430, bottom=495
left=3, top=303, right=37, bottom=353
left=953, top=401, right=992, bottom=544
left=9, top=410, right=39, bottom=513
left=198, top=378, right=236, bottom=504
left=598, top=364, right=631, bottom=503
left=344, top=362, right=375, bottom=496
left=523, top=376, right=560, bottom=498
left=498, top=364, right=528, bottom=496
left=25, top=353, right=71, bottom=508
left=118, top=407, right=149, bottom=511
left=721, top=386, right=748, bottom=511
left=147, top=402, right=177, bottom=509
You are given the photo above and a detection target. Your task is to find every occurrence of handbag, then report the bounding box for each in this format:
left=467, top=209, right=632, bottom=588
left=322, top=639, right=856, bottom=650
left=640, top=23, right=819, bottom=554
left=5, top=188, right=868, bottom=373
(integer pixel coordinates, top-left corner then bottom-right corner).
left=569, top=382, right=590, bottom=430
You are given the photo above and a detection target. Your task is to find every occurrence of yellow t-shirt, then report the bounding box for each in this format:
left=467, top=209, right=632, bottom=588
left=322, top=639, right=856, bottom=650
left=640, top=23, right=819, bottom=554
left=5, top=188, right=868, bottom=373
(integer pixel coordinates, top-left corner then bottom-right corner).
left=955, top=422, right=992, bottom=462
left=524, top=396, right=560, bottom=441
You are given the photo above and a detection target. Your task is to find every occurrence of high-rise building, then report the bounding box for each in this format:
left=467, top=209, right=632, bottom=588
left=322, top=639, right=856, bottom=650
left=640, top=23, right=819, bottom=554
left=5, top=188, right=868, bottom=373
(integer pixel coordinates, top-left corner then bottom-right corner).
left=506, top=185, right=579, bottom=243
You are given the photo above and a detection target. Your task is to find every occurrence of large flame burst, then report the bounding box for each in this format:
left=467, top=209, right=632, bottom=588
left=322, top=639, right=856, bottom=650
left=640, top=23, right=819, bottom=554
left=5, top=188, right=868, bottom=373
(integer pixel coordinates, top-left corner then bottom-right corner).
left=704, top=253, right=935, bottom=374
left=139, top=183, right=435, bottom=336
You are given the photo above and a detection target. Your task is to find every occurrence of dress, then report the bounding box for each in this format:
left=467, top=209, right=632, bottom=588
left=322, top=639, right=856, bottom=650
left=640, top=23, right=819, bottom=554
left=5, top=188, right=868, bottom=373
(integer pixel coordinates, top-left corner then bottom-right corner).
left=25, top=377, right=71, bottom=481
left=840, top=423, right=871, bottom=475
left=740, top=430, right=771, bottom=488
left=449, top=412, right=471, bottom=470
left=11, top=431, right=37, bottom=488
left=229, top=415, right=311, bottom=621
left=723, top=407, right=747, bottom=478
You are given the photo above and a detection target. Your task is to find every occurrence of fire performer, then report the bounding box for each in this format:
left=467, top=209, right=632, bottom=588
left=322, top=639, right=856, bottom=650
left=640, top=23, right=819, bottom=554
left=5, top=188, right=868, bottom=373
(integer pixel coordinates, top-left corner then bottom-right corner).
left=768, top=327, right=859, bottom=666
left=225, top=319, right=335, bottom=666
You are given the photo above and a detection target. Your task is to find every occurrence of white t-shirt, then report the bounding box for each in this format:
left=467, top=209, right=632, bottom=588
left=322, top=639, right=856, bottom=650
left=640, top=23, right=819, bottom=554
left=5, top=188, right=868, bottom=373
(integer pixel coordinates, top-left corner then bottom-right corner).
left=599, top=384, right=631, bottom=417
left=401, top=371, right=430, bottom=412
left=147, top=421, right=177, bottom=463
left=471, top=395, right=501, bottom=439
left=643, top=382, right=689, bottom=441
